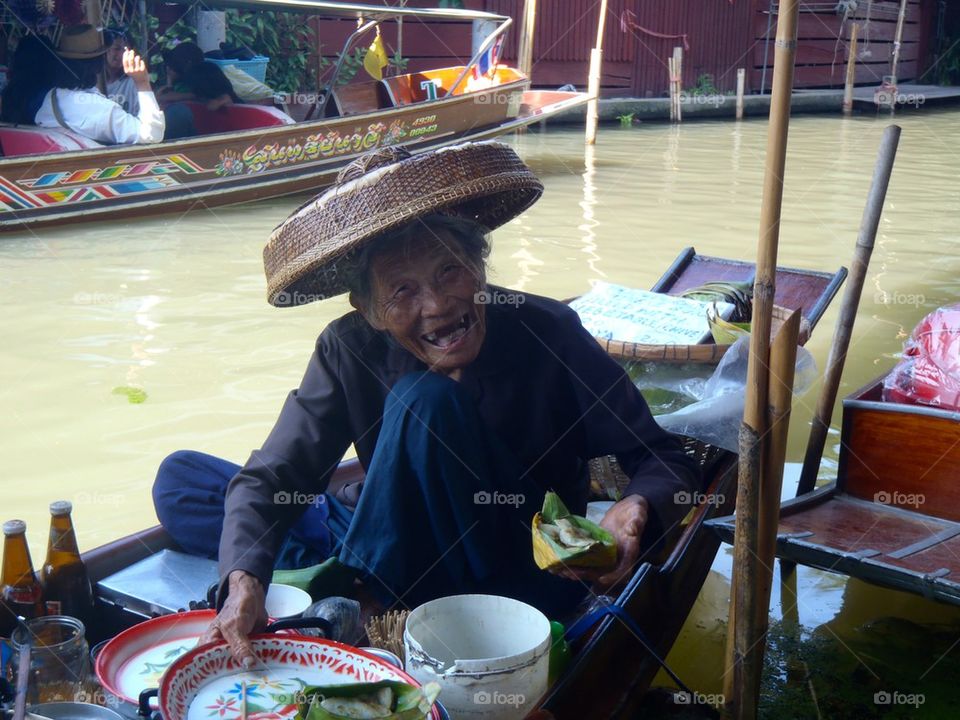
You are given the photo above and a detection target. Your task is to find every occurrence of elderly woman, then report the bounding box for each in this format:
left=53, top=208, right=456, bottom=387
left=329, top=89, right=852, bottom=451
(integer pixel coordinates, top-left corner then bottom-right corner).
left=153, top=143, right=699, bottom=665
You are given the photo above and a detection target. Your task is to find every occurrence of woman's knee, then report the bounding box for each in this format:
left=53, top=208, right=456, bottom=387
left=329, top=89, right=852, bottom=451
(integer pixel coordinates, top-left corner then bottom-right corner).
left=387, top=371, right=468, bottom=418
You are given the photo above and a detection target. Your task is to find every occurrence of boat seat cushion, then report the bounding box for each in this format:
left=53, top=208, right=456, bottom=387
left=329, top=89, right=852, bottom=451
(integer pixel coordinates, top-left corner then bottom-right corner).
left=182, top=102, right=295, bottom=135
left=0, top=125, right=103, bottom=156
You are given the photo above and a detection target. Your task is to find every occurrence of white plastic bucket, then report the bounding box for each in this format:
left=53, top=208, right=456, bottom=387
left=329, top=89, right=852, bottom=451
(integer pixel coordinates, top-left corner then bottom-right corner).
left=404, top=594, right=551, bottom=720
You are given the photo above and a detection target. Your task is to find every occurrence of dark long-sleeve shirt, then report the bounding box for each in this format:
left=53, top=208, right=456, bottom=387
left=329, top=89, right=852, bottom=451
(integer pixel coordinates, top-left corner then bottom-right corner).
left=218, top=288, right=700, bottom=590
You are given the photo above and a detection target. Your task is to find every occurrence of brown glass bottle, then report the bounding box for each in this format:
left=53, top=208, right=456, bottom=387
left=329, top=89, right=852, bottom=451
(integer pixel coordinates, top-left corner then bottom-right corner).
left=41, top=501, right=95, bottom=624
left=1, top=519, right=45, bottom=637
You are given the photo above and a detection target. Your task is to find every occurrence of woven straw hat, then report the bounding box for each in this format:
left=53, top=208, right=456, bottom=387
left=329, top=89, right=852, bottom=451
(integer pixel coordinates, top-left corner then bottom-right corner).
left=57, top=25, right=108, bottom=60
left=263, top=142, right=543, bottom=306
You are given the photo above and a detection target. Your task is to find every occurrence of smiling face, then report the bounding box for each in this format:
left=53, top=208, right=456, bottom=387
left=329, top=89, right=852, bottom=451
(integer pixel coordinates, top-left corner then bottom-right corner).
left=358, top=227, right=487, bottom=380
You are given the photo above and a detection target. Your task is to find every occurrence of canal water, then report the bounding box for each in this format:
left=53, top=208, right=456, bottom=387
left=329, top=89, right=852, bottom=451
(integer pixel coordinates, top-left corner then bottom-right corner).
left=3, top=108, right=960, bottom=716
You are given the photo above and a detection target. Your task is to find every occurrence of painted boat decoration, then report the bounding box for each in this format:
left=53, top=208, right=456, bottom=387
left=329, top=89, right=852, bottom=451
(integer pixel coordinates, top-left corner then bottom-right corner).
left=0, top=1, right=588, bottom=233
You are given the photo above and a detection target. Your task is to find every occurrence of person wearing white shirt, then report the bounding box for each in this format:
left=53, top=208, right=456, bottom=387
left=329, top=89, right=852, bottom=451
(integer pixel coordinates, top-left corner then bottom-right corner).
left=34, top=25, right=164, bottom=145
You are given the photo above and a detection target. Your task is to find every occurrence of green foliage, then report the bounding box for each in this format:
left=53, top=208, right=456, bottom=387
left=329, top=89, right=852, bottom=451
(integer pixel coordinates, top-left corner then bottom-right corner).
left=616, top=112, right=635, bottom=127
left=148, top=17, right=195, bottom=84
left=224, top=9, right=320, bottom=93
left=934, top=37, right=960, bottom=86
left=690, top=73, right=719, bottom=96
left=388, top=49, right=409, bottom=74
left=336, top=47, right=367, bottom=86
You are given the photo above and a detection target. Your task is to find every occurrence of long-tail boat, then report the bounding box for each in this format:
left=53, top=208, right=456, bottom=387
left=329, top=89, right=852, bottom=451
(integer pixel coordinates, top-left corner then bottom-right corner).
left=73, top=249, right=845, bottom=719
left=0, top=0, right=587, bottom=233
left=710, top=372, right=960, bottom=608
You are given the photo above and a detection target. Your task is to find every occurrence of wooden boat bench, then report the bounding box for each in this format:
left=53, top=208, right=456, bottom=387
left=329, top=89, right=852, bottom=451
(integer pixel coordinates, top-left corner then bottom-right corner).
left=709, top=375, right=960, bottom=606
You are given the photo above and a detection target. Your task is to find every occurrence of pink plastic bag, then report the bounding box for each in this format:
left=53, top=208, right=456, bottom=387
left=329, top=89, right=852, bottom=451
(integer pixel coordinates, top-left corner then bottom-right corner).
left=883, top=303, right=960, bottom=410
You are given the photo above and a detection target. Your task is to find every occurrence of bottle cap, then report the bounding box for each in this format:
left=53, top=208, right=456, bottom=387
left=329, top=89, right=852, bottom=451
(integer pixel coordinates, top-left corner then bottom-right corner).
left=49, top=500, right=73, bottom=515
left=3, top=519, right=27, bottom=535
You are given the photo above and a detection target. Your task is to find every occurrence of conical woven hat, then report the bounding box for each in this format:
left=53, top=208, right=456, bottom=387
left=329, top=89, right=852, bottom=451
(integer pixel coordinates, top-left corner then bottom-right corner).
left=263, top=141, right=543, bottom=306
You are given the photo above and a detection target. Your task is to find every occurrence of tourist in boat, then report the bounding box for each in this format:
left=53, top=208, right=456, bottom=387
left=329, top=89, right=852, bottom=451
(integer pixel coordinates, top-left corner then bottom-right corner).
left=152, top=143, right=700, bottom=666
left=159, top=42, right=239, bottom=112
left=34, top=25, right=164, bottom=145
left=104, top=28, right=139, bottom=115
left=0, top=33, right=57, bottom=125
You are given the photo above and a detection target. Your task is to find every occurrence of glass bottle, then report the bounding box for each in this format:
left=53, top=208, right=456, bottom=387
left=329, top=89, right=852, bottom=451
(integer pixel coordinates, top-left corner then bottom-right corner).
left=41, top=501, right=95, bottom=625
left=0, top=519, right=45, bottom=637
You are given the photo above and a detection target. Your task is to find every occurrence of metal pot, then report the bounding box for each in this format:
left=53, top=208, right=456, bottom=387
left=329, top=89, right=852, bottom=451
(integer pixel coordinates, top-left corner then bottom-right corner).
left=27, top=701, right=125, bottom=720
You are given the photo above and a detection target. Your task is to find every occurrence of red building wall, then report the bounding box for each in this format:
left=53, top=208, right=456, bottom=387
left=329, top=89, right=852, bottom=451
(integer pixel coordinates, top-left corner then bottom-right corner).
left=312, top=0, right=937, bottom=96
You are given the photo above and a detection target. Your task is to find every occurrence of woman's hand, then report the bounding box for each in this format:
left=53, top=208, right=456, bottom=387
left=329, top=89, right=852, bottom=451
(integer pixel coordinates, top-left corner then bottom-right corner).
left=199, top=570, right=268, bottom=667
left=547, top=495, right=649, bottom=592
left=122, top=48, right=152, bottom=92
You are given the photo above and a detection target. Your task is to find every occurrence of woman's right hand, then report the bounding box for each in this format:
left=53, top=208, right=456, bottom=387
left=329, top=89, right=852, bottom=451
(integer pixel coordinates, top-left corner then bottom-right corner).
left=199, top=570, right=269, bottom=667
left=122, top=48, right=152, bottom=92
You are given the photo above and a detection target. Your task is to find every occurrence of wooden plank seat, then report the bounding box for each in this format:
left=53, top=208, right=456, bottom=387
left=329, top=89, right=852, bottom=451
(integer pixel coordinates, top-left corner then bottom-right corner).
left=330, top=80, right=393, bottom=115
left=0, top=125, right=102, bottom=156
left=182, top=101, right=294, bottom=135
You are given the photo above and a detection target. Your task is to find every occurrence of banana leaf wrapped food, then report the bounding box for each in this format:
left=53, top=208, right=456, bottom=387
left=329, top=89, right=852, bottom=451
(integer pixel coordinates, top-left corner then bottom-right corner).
left=297, top=680, right=440, bottom=720
left=532, top=492, right=617, bottom=572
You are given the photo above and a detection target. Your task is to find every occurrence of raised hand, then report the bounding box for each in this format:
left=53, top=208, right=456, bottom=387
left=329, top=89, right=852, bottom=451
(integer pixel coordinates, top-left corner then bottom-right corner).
left=121, top=48, right=151, bottom=92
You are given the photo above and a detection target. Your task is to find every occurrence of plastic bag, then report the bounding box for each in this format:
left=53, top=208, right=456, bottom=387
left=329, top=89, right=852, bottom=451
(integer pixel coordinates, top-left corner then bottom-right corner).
left=882, top=303, right=960, bottom=410
left=652, top=337, right=817, bottom=452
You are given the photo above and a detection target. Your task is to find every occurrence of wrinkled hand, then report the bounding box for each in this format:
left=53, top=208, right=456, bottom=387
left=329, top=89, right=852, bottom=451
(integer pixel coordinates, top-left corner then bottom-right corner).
left=200, top=570, right=268, bottom=667
left=122, top=48, right=151, bottom=92
left=548, top=495, right=648, bottom=592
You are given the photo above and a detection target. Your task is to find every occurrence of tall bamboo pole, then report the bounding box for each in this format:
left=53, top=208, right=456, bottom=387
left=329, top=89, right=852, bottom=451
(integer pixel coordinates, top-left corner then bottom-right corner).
left=725, top=1, right=801, bottom=717
left=843, top=23, right=860, bottom=115
left=754, top=310, right=801, bottom=634
left=795, top=125, right=902, bottom=498
left=585, top=0, right=608, bottom=145
left=890, top=0, right=909, bottom=85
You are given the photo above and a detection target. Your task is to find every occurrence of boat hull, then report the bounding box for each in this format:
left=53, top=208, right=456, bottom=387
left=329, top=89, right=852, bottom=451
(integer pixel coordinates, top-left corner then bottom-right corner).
left=0, top=86, right=587, bottom=233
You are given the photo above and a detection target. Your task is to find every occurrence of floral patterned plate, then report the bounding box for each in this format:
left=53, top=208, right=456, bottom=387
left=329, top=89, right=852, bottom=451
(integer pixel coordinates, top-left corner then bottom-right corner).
left=95, top=609, right=216, bottom=706
left=160, top=636, right=444, bottom=720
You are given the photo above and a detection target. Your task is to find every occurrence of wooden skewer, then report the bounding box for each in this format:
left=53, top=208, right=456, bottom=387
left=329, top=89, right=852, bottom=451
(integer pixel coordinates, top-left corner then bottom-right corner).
left=241, top=680, right=248, bottom=720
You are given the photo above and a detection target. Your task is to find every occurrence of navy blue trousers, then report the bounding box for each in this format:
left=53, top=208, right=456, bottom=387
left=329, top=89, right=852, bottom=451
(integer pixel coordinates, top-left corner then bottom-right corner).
left=153, top=371, right=585, bottom=615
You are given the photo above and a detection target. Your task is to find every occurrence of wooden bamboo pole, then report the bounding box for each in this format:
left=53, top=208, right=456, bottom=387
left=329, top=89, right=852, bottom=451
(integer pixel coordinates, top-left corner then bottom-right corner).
left=668, top=57, right=677, bottom=121
left=585, top=0, right=608, bottom=145
left=795, top=125, right=902, bottom=498
left=736, top=68, right=746, bottom=120
left=754, top=310, right=802, bottom=635
left=724, top=1, right=801, bottom=717
left=674, top=46, right=684, bottom=122
left=843, top=23, right=860, bottom=115
left=890, top=0, right=909, bottom=85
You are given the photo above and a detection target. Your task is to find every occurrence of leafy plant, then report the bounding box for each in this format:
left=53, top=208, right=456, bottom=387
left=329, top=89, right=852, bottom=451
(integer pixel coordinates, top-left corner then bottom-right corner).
left=617, top=112, right=635, bottom=127
left=224, top=9, right=319, bottom=93
left=335, top=47, right=367, bottom=86
left=690, top=73, right=719, bottom=96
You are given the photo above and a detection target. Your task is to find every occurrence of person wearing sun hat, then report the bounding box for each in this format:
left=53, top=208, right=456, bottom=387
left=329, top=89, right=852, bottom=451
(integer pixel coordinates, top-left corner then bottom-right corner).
left=151, top=142, right=699, bottom=666
left=34, top=24, right=164, bottom=144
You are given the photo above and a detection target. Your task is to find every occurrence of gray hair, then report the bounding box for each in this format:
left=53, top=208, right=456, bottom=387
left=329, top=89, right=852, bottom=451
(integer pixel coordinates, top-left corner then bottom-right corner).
left=343, top=214, right=491, bottom=317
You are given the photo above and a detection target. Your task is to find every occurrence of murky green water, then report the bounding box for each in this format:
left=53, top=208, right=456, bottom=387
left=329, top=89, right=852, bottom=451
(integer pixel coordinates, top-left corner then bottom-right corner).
left=3, top=109, right=960, bottom=716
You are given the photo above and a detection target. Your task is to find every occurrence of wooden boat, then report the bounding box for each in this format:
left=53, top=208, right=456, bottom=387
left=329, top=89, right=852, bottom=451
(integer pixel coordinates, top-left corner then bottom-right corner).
left=710, top=374, right=960, bottom=607
left=0, top=1, right=587, bottom=233
left=74, top=249, right=845, bottom=719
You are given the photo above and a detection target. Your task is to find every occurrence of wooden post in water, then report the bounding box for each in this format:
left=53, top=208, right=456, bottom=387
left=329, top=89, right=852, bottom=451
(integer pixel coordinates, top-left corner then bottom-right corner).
left=674, top=46, right=684, bottom=122
left=795, top=125, right=902, bottom=498
left=724, top=1, right=801, bottom=717
left=843, top=23, right=860, bottom=115
left=585, top=0, right=609, bottom=145
left=736, top=68, right=746, bottom=120
left=754, top=311, right=802, bottom=634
